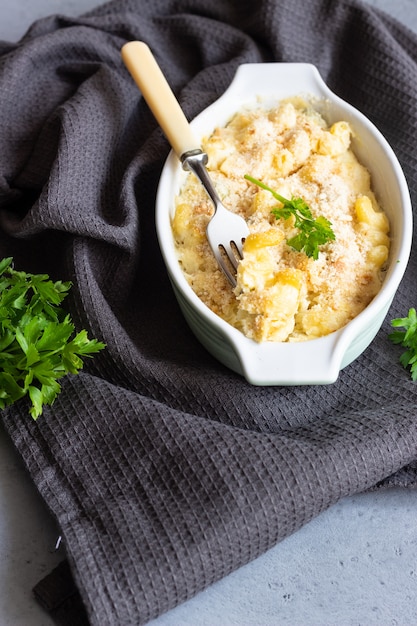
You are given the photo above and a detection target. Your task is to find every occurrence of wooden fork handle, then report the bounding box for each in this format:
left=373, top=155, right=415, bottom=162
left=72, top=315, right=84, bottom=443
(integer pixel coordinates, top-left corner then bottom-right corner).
left=121, top=41, right=198, bottom=158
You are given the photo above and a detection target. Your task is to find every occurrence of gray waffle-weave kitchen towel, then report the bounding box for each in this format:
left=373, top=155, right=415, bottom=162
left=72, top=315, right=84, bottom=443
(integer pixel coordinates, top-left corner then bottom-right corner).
left=1, top=0, right=417, bottom=624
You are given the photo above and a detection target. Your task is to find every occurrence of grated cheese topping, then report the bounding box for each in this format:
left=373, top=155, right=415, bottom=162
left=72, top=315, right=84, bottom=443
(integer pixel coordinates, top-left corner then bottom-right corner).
left=172, top=99, right=390, bottom=342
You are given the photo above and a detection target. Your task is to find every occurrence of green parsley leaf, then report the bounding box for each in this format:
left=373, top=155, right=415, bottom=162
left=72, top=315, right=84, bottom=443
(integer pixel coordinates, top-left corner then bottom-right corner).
left=0, top=258, right=105, bottom=419
left=389, top=308, right=417, bottom=380
left=244, top=174, right=336, bottom=259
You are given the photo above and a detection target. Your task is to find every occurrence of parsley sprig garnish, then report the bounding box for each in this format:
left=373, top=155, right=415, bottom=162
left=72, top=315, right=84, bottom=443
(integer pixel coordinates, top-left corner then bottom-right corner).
left=389, top=308, right=417, bottom=380
left=0, top=257, right=105, bottom=419
left=244, top=174, right=336, bottom=259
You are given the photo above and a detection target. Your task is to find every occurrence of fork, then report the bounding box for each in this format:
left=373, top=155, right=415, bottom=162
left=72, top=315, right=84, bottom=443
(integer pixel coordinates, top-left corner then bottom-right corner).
left=121, top=41, right=249, bottom=287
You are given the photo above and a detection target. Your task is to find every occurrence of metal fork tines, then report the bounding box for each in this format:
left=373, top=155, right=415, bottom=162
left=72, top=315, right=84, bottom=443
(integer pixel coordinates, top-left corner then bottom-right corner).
left=181, top=150, right=249, bottom=287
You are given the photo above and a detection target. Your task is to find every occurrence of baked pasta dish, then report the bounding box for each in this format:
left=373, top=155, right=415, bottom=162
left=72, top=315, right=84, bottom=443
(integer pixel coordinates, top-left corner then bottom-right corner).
left=172, top=98, right=390, bottom=342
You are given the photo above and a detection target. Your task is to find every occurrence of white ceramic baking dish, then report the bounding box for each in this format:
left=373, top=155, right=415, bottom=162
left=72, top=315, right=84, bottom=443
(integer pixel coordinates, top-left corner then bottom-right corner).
left=156, top=63, right=412, bottom=385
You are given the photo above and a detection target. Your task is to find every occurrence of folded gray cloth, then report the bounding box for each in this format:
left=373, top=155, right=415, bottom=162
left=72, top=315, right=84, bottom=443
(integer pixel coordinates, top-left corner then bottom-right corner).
left=1, top=0, right=417, bottom=624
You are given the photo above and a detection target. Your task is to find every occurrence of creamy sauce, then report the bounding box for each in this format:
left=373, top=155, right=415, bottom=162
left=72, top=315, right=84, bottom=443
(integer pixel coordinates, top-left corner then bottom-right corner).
left=173, top=99, right=390, bottom=342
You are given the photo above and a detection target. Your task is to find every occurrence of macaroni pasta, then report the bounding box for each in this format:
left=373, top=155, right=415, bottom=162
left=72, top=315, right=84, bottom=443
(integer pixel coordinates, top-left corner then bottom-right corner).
left=173, top=99, right=390, bottom=342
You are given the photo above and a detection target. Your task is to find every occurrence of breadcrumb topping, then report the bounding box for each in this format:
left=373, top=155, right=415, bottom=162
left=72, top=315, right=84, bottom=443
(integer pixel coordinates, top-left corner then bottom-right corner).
left=172, top=99, right=390, bottom=342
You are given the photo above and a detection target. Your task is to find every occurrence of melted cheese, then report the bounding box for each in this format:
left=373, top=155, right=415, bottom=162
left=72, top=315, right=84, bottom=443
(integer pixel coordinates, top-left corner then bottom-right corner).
left=173, top=100, right=390, bottom=342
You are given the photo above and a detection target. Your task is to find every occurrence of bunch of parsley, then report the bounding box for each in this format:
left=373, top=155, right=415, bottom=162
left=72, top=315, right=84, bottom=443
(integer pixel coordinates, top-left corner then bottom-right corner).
left=389, top=308, right=417, bottom=380
left=0, top=257, right=105, bottom=419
